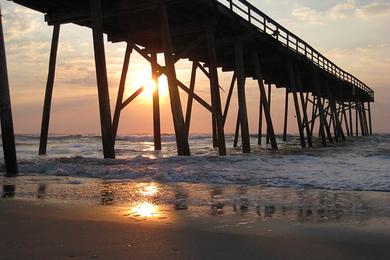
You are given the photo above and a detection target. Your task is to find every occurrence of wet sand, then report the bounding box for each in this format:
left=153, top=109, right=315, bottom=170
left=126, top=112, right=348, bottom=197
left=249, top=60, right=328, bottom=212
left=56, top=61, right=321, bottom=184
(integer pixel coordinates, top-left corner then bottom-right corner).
left=1, top=176, right=390, bottom=259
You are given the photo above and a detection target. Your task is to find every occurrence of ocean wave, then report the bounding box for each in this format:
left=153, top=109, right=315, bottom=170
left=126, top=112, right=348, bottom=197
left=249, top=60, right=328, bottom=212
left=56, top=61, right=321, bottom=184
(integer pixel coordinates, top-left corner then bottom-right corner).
left=1, top=134, right=390, bottom=192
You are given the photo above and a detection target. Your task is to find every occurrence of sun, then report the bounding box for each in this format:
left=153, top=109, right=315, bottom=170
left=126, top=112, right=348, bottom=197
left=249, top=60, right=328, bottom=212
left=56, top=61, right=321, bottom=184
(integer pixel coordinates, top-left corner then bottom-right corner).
left=126, top=69, right=169, bottom=104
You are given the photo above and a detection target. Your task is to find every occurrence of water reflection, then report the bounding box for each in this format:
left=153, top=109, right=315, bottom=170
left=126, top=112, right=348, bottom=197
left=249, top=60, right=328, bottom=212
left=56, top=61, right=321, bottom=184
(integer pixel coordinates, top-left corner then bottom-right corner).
left=101, top=183, right=115, bottom=205
left=1, top=177, right=388, bottom=226
left=174, top=186, right=188, bottom=210
left=130, top=202, right=160, bottom=218
left=139, top=183, right=159, bottom=197
left=210, top=187, right=224, bottom=215
left=233, top=187, right=249, bottom=213
left=37, top=184, right=46, bottom=199
left=2, top=185, right=15, bottom=198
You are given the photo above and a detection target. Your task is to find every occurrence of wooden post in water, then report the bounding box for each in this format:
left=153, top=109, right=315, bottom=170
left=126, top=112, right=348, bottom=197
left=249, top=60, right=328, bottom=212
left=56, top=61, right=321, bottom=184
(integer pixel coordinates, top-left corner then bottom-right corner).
left=90, top=0, right=115, bottom=159
left=357, top=101, right=365, bottom=136
left=294, top=65, right=312, bottom=147
left=185, top=62, right=197, bottom=136
left=113, top=44, right=132, bottom=139
left=233, top=111, right=240, bottom=148
left=348, top=102, right=353, bottom=136
left=252, top=52, right=277, bottom=149
left=362, top=103, right=369, bottom=136
left=310, top=96, right=318, bottom=135
left=355, top=100, right=359, bottom=136
left=39, top=24, right=60, bottom=155
left=258, top=85, right=263, bottom=145
left=266, top=84, right=271, bottom=144
left=287, top=61, right=306, bottom=148
left=368, top=102, right=372, bottom=136
left=313, top=72, right=330, bottom=146
left=151, top=51, right=161, bottom=151
left=0, top=4, right=18, bottom=175
left=234, top=40, right=250, bottom=153
left=325, top=83, right=345, bottom=141
left=160, top=2, right=190, bottom=156
left=342, top=103, right=351, bottom=137
left=207, top=30, right=226, bottom=155
left=283, top=88, right=289, bottom=141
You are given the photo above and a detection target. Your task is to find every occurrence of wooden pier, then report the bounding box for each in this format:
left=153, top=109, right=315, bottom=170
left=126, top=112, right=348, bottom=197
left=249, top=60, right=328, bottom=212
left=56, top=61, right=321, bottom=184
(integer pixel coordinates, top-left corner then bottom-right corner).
left=1, top=0, right=375, bottom=175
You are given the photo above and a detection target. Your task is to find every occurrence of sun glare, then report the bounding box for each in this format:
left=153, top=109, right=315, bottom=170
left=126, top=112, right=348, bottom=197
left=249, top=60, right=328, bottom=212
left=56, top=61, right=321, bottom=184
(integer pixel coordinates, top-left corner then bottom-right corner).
left=139, top=183, right=159, bottom=196
left=131, top=202, right=160, bottom=218
left=126, top=70, right=169, bottom=104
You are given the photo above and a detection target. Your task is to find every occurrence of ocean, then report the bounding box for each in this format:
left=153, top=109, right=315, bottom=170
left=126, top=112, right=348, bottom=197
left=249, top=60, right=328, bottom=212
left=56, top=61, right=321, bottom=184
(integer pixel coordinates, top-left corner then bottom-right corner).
left=1, top=134, right=389, bottom=192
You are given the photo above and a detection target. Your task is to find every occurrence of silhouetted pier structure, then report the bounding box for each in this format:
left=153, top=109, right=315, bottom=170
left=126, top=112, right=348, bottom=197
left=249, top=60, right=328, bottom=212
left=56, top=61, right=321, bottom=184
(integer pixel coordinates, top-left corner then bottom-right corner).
left=1, top=0, right=374, bottom=175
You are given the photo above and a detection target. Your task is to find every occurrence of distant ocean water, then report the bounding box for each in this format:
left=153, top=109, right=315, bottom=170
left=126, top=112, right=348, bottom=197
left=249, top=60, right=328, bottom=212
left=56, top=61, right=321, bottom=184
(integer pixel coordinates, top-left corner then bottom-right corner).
left=1, top=134, right=390, bottom=192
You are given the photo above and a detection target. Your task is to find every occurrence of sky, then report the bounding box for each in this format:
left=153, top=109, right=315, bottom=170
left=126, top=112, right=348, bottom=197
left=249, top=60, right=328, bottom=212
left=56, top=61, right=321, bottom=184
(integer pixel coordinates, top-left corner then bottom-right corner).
left=1, top=0, right=389, bottom=135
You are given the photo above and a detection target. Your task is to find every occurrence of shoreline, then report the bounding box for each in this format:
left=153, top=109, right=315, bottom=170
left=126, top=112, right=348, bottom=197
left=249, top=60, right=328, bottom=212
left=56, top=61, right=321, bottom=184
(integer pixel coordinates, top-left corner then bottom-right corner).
left=1, top=176, right=390, bottom=259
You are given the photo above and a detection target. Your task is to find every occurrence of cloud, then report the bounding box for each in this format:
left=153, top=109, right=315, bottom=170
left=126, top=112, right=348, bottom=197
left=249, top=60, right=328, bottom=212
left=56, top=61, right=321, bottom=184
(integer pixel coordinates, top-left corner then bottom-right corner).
left=292, top=1, right=390, bottom=24
left=355, top=2, right=390, bottom=20
left=323, top=43, right=390, bottom=87
left=291, top=7, right=323, bottom=25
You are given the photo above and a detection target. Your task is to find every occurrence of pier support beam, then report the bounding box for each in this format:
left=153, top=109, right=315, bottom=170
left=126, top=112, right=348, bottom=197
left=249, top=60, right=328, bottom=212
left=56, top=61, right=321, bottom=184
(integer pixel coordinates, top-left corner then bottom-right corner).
left=0, top=5, right=18, bottom=175
left=294, top=65, right=312, bottom=147
left=287, top=61, right=305, bottom=148
left=348, top=102, right=353, bottom=136
left=39, top=24, right=60, bottom=155
left=252, top=53, right=277, bottom=149
left=234, top=40, right=250, bottom=153
left=368, top=102, right=372, bottom=136
left=266, top=84, right=271, bottom=144
left=185, top=61, right=197, bottom=136
left=90, top=0, right=115, bottom=159
left=160, top=2, right=190, bottom=156
left=113, top=44, right=132, bottom=139
left=151, top=51, right=162, bottom=151
left=282, top=88, right=289, bottom=141
left=258, top=85, right=263, bottom=145
left=313, top=72, right=330, bottom=146
left=207, top=31, right=226, bottom=155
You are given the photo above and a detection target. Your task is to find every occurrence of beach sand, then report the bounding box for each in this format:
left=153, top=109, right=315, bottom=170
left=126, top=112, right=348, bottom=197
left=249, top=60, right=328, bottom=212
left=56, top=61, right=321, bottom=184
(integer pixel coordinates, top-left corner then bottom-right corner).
left=1, top=177, right=390, bottom=259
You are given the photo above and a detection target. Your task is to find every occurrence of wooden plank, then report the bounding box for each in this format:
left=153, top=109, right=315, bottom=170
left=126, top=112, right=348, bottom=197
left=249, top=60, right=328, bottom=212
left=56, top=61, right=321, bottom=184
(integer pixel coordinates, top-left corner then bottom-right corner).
left=0, top=5, right=18, bottom=175
left=90, top=0, right=115, bottom=159
left=235, top=40, right=251, bottom=153
left=39, top=24, right=60, bottom=155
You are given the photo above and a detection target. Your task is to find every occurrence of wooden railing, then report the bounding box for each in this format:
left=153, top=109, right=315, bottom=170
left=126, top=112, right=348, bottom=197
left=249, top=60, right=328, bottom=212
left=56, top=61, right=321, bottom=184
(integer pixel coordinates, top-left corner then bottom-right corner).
left=216, top=0, right=374, bottom=99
